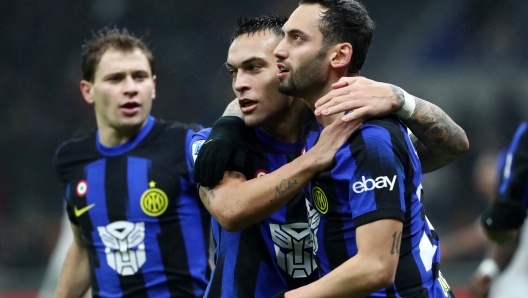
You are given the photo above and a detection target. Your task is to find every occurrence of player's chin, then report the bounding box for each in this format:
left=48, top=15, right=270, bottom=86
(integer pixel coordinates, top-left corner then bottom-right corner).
left=243, top=115, right=264, bottom=128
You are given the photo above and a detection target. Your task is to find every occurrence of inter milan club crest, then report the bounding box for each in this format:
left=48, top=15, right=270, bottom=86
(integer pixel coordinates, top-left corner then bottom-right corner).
left=311, top=186, right=328, bottom=214
left=140, top=181, right=169, bottom=216
left=76, top=180, right=88, bottom=197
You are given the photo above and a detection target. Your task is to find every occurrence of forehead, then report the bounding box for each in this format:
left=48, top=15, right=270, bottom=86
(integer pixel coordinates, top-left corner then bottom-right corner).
left=227, top=30, right=281, bottom=65
left=284, top=4, right=324, bottom=35
left=96, top=48, right=151, bottom=76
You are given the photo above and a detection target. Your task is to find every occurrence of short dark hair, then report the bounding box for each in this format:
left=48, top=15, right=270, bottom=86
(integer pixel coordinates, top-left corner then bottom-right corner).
left=299, top=0, right=375, bottom=75
left=230, top=15, right=288, bottom=43
left=81, top=27, right=155, bottom=82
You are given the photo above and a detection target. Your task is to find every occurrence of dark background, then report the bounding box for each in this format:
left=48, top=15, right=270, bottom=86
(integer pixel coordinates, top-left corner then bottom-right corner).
left=1, top=0, right=527, bottom=294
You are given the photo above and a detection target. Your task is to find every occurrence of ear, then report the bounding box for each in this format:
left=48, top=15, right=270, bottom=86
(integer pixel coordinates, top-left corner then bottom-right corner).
left=80, top=80, right=95, bottom=105
left=151, top=75, right=157, bottom=100
left=329, top=42, right=352, bottom=71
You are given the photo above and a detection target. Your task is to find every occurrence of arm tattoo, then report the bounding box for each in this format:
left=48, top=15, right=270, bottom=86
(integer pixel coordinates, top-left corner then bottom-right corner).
left=390, top=231, right=402, bottom=255
left=199, top=187, right=216, bottom=206
left=274, top=179, right=299, bottom=202
left=390, top=85, right=405, bottom=111
left=222, top=98, right=244, bottom=119
left=402, top=97, right=469, bottom=173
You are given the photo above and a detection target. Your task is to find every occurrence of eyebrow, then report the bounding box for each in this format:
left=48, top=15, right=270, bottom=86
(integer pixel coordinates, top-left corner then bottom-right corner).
left=285, top=28, right=307, bottom=36
left=225, top=56, right=266, bottom=69
left=102, top=69, right=150, bottom=79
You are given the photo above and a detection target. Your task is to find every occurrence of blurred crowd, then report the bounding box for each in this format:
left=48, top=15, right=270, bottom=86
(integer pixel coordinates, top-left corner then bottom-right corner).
left=1, top=0, right=528, bottom=292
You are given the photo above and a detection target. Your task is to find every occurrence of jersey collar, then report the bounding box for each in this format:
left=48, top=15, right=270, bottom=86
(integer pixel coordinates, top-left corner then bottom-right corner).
left=96, top=115, right=155, bottom=157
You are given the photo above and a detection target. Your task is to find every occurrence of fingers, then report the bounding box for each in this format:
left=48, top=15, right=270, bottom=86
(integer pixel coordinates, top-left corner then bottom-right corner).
left=331, top=77, right=358, bottom=89
left=315, top=87, right=353, bottom=110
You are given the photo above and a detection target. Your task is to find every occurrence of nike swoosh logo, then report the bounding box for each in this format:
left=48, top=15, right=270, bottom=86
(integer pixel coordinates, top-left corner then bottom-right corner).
left=74, top=203, right=95, bottom=217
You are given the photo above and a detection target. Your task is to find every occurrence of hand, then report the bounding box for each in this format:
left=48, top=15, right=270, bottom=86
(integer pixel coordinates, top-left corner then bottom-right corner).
left=470, top=273, right=492, bottom=298
left=194, top=116, right=247, bottom=187
left=309, top=118, right=362, bottom=172
left=314, top=76, right=403, bottom=122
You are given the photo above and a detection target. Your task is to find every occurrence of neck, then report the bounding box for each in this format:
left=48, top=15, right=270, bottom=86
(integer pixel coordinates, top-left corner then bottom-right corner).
left=260, top=99, right=305, bottom=143
left=97, top=119, right=148, bottom=147
left=303, top=69, right=345, bottom=127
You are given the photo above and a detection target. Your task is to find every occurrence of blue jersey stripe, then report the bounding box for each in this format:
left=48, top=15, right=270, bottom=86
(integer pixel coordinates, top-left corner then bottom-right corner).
left=86, top=159, right=123, bottom=297
left=499, top=121, right=527, bottom=195
left=127, top=156, right=170, bottom=297
left=220, top=228, right=242, bottom=297
left=179, top=175, right=209, bottom=296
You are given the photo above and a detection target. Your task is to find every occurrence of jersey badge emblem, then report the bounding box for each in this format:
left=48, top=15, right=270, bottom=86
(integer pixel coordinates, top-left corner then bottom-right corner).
left=254, top=169, right=268, bottom=178
left=76, top=180, right=88, bottom=197
left=140, top=181, right=169, bottom=217
left=312, top=186, right=328, bottom=214
left=192, top=140, right=205, bottom=162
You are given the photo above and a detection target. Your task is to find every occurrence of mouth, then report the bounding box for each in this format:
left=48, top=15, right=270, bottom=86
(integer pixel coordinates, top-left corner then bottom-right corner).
left=120, top=101, right=141, bottom=115
left=276, top=62, right=290, bottom=79
left=238, top=98, right=258, bottom=113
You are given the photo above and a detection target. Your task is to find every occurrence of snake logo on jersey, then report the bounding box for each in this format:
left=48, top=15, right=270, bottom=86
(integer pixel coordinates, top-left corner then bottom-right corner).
left=270, top=223, right=317, bottom=278
left=97, top=221, right=146, bottom=276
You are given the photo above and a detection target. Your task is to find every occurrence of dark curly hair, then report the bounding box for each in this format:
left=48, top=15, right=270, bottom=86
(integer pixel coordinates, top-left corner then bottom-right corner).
left=230, top=15, right=288, bottom=43
left=299, top=0, right=375, bottom=75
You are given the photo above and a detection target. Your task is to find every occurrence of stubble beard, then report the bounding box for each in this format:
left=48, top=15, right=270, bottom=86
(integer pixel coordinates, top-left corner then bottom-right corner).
left=278, top=50, right=327, bottom=98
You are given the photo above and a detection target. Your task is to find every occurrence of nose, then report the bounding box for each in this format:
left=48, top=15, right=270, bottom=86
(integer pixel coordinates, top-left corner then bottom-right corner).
left=123, top=75, right=138, bottom=97
left=233, top=72, right=250, bottom=94
left=273, top=37, right=288, bottom=60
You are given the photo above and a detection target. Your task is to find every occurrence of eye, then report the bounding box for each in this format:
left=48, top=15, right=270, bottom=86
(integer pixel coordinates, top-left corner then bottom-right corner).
left=227, top=69, right=237, bottom=77
left=248, top=65, right=262, bottom=71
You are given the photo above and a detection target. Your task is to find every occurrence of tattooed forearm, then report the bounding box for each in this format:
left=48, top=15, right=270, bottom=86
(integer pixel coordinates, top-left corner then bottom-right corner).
left=199, top=186, right=216, bottom=206
left=390, top=231, right=402, bottom=255
left=275, top=179, right=299, bottom=201
left=402, top=97, right=469, bottom=173
left=390, top=85, right=406, bottom=112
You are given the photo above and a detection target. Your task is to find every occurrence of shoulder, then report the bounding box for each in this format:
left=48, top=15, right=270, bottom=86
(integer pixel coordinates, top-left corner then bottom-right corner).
left=351, top=115, right=406, bottom=144
left=53, top=130, right=98, bottom=181
left=154, top=119, right=203, bottom=135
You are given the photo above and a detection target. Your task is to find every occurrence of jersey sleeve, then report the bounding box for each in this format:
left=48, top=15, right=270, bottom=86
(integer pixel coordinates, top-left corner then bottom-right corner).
left=498, top=122, right=528, bottom=205
left=345, top=124, right=408, bottom=227
left=53, top=142, right=79, bottom=226
left=187, top=128, right=212, bottom=170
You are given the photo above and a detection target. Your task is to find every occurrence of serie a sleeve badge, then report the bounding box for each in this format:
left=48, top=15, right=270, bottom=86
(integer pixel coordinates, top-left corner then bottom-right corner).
left=140, top=181, right=169, bottom=216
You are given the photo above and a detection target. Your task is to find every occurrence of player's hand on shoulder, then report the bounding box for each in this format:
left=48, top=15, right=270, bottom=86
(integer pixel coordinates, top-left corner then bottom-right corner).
left=314, top=76, right=403, bottom=123
left=194, top=116, right=248, bottom=188
left=310, top=118, right=361, bottom=171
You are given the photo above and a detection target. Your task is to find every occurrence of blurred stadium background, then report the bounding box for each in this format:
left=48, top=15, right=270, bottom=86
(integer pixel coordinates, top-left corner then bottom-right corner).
left=1, top=0, right=527, bottom=297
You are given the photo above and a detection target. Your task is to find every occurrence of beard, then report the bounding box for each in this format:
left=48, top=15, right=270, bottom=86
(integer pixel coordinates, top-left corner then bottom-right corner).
left=278, top=50, right=327, bottom=97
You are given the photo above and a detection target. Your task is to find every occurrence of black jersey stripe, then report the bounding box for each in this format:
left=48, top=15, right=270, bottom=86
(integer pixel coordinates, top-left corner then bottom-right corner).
left=105, top=156, right=149, bottom=297
left=74, top=165, right=101, bottom=296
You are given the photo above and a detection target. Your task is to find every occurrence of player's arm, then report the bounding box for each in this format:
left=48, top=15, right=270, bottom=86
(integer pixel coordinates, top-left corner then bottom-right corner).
left=313, top=76, right=469, bottom=173
left=482, top=122, right=528, bottom=243
left=193, top=99, right=248, bottom=187
left=54, top=223, right=90, bottom=298
left=284, top=219, right=402, bottom=298
left=197, top=118, right=360, bottom=231
left=470, top=237, right=520, bottom=298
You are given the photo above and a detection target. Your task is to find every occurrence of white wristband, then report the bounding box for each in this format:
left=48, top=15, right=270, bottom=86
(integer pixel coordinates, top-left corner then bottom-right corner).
left=395, top=89, right=416, bottom=119
left=476, top=258, right=499, bottom=278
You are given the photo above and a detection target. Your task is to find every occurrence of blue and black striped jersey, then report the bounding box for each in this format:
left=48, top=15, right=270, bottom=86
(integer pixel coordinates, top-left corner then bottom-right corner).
left=189, top=110, right=319, bottom=298
left=303, top=115, right=454, bottom=298
left=54, top=116, right=211, bottom=298
left=499, top=121, right=528, bottom=205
